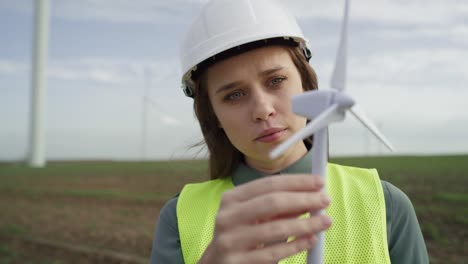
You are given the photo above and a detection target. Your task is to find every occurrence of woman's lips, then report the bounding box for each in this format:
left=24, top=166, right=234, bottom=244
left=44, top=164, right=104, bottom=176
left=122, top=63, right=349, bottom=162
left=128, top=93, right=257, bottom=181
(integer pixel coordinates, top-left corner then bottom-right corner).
left=255, top=128, right=286, bottom=143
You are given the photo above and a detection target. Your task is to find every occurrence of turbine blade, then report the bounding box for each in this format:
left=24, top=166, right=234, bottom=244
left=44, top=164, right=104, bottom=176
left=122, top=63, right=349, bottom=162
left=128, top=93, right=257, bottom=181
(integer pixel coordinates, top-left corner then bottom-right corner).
left=270, top=105, right=342, bottom=159
left=349, top=105, right=395, bottom=152
left=330, top=0, right=350, bottom=92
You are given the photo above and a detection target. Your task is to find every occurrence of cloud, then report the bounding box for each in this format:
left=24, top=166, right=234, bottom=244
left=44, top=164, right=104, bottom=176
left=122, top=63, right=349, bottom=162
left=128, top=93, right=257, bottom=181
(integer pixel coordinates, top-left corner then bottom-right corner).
left=5, top=0, right=465, bottom=26
left=56, top=0, right=462, bottom=26
left=145, top=97, right=183, bottom=126
left=314, top=45, right=468, bottom=92
left=1, top=0, right=467, bottom=159
left=285, top=0, right=467, bottom=25
left=50, top=0, right=205, bottom=25
left=0, top=0, right=205, bottom=25
left=375, top=24, right=468, bottom=46
left=348, top=48, right=468, bottom=88
left=311, top=45, right=468, bottom=130
left=0, top=56, right=181, bottom=86
left=160, top=114, right=181, bottom=126
left=0, top=60, right=27, bottom=75
left=46, top=57, right=179, bottom=85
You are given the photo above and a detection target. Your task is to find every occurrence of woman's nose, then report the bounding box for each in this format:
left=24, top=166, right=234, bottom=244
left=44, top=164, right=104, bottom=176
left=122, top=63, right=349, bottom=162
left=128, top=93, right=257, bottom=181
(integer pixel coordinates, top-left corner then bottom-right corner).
left=251, top=90, right=276, bottom=122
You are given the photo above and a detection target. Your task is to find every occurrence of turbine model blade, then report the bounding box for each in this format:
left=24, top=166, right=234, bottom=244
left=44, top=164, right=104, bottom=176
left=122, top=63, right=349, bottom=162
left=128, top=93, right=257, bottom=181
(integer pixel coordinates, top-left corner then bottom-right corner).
left=349, top=105, right=395, bottom=152
left=330, top=0, right=350, bottom=92
left=270, top=104, right=343, bottom=159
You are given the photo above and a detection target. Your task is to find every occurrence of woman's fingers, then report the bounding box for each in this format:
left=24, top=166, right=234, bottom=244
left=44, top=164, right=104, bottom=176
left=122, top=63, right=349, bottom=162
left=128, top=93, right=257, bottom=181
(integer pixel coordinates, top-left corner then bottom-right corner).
left=205, top=174, right=332, bottom=263
left=234, top=234, right=319, bottom=264
left=220, top=174, right=324, bottom=206
left=207, top=213, right=332, bottom=264
left=227, top=214, right=333, bottom=251
left=218, top=191, right=331, bottom=226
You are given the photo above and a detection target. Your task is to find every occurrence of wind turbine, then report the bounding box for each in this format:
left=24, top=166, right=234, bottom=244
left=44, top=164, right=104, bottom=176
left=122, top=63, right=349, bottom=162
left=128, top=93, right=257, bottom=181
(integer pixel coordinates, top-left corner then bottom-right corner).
left=270, top=0, right=395, bottom=263
left=139, top=65, right=180, bottom=160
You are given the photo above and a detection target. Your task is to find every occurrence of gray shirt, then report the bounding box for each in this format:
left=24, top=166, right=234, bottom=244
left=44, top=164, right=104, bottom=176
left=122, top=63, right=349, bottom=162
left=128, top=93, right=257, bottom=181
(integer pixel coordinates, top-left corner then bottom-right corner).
left=150, top=152, right=429, bottom=263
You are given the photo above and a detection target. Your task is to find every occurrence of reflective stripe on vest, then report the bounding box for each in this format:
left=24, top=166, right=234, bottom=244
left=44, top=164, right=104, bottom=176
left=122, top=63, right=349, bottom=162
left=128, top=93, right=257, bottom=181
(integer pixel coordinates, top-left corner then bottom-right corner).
left=177, top=163, right=390, bottom=263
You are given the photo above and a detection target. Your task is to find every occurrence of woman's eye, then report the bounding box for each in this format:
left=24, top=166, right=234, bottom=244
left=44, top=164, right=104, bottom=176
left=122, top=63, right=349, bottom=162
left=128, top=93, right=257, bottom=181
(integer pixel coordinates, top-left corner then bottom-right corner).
left=269, top=76, right=287, bottom=86
left=224, top=91, right=244, bottom=101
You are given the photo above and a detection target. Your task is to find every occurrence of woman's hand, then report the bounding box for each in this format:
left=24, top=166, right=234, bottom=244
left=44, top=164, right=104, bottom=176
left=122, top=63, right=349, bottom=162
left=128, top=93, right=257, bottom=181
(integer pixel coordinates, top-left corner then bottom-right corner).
left=198, top=174, right=332, bottom=264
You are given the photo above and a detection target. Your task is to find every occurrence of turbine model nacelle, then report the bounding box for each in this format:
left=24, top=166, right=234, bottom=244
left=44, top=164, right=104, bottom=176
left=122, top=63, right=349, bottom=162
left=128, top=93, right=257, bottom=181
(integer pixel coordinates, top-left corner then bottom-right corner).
left=292, top=90, right=355, bottom=119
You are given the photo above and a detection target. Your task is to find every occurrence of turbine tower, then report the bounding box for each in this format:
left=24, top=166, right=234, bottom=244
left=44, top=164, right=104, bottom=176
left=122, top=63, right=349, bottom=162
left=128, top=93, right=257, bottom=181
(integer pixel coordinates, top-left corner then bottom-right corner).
left=141, top=67, right=151, bottom=160
left=28, top=0, right=50, bottom=167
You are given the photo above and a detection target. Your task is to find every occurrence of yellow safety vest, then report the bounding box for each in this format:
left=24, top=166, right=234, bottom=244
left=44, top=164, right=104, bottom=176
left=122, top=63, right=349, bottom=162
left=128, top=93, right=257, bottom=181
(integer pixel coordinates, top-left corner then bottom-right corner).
left=177, top=163, right=390, bottom=263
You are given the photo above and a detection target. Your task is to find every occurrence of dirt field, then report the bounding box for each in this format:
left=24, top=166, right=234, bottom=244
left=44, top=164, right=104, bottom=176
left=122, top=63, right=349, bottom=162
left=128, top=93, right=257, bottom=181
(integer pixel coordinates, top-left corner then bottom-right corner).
left=0, top=155, right=467, bottom=263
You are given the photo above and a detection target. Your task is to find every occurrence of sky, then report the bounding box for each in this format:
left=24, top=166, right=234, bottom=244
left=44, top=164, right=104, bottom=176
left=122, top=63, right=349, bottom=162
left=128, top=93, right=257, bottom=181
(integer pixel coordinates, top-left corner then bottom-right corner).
left=0, top=0, right=467, bottom=161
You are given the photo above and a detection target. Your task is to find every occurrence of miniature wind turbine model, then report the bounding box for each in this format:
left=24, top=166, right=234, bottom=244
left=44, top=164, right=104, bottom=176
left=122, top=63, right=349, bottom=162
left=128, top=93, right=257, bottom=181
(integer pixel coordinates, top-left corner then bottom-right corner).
left=270, top=0, right=395, bottom=263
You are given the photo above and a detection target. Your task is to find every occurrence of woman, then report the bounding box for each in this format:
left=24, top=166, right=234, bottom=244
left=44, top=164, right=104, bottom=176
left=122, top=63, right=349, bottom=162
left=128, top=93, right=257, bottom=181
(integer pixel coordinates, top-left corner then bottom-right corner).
left=151, top=0, right=429, bottom=263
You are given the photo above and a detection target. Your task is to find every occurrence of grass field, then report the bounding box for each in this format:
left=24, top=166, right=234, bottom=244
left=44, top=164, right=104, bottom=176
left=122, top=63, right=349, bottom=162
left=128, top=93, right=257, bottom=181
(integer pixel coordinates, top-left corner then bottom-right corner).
left=0, top=155, right=467, bottom=263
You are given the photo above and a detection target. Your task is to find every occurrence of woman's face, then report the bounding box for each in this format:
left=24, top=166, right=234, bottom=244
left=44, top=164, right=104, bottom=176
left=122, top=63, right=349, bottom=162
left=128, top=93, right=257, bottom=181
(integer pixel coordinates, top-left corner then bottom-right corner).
left=205, top=46, right=307, bottom=172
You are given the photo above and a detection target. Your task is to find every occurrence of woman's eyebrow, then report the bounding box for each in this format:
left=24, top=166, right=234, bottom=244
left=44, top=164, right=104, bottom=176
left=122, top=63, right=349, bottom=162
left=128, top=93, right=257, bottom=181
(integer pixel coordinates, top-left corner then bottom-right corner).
left=216, top=81, right=243, bottom=94
left=259, top=66, right=284, bottom=77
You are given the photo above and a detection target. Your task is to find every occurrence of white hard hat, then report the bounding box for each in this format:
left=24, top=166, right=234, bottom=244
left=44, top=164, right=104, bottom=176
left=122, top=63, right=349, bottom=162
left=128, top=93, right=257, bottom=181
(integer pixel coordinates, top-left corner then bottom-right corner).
left=180, top=0, right=312, bottom=97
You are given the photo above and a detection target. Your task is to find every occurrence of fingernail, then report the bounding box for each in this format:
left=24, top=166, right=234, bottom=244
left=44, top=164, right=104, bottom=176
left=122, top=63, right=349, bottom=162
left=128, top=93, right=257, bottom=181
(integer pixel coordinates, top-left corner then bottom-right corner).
left=321, top=193, right=331, bottom=206
left=308, top=235, right=317, bottom=245
left=322, top=215, right=332, bottom=227
left=316, top=177, right=324, bottom=186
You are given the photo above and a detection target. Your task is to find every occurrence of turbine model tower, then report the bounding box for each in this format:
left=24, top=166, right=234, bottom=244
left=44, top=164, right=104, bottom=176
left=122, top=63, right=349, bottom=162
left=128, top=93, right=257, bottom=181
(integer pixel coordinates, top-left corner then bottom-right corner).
left=270, top=0, right=395, bottom=263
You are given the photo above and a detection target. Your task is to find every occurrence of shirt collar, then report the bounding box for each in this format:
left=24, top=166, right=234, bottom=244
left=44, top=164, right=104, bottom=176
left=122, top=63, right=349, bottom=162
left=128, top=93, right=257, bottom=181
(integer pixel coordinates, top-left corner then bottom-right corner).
left=232, top=150, right=313, bottom=186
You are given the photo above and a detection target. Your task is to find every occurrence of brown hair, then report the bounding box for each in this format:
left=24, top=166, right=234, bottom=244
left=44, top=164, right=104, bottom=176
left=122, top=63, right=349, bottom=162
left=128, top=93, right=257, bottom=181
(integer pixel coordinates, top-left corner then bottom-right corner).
left=192, top=45, right=318, bottom=179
